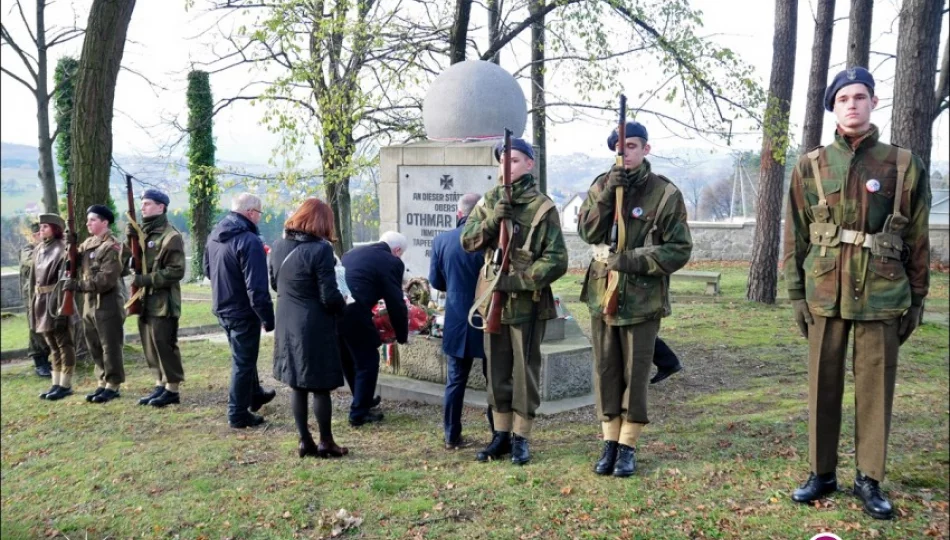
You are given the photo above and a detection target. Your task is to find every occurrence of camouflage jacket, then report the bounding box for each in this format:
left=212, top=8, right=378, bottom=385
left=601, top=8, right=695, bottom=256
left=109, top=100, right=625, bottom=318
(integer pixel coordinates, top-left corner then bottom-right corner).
left=31, top=238, right=67, bottom=333
left=578, top=160, right=693, bottom=326
left=129, top=214, right=185, bottom=318
left=77, top=232, right=127, bottom=322
left=461, top=174, right=569, bottom=324
left=783, top=125, right=931, bottom=321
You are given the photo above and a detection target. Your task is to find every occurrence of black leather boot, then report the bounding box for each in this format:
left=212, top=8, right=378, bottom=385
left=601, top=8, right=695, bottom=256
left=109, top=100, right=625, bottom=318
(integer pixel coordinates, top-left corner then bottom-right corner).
left=791, top=472, right=838, bottom=503
left=250, top=388, right=276, bottom=412
left=594, top=441, right=619, bottom=475
left=138, top=386, right=165, bottom=405
left=853, top=471, right=893, bottom=520
left=511, top=435, right=530, bottom=465
left=39, top=385, right=61, bottom=399
left=91, top=388, right=121, bottom=403
left=148, top=390, right=180, bottom=408
left=86, top=387, right=105, bottom=402
left=475, top=431, right=511, bottom=462
left=33, top=357, right=52, bottom=378
left=45, top=386, right=73, bottom=401
left=612, top=444, right=636, bottom=477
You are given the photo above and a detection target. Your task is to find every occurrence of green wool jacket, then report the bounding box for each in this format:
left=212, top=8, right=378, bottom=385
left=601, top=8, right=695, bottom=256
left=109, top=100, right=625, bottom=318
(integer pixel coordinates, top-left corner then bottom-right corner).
left=461, top=174, right=569, bottom=324
left=77, top=232, right=127, bottom=321
left=577, top=160, right=693, bottom=326
left=783, top=125, right=931, bottom=321
left=131, top=214, right=185, bottom=318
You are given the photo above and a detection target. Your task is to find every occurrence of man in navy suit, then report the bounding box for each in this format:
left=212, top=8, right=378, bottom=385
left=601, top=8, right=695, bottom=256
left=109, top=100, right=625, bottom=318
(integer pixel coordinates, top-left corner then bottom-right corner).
left=340, top=231, right=409, bottom=426
left=429, top=194, right=495, bottom=450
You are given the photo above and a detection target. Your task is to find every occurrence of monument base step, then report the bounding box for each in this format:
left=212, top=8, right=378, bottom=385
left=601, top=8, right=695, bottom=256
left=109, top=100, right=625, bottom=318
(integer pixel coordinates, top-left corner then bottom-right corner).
left=375, top=372, right=594, bottom=416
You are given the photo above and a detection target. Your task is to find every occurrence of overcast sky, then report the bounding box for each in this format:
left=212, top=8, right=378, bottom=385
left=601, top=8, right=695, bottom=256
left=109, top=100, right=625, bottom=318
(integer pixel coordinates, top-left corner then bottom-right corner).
left=1, top=0, right=947, bottom=168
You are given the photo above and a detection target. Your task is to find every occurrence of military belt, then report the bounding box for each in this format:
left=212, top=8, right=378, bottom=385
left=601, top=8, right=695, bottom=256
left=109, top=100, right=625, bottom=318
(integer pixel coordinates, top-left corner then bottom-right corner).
left=36, top=284, right=57, bottom=294
left=838, top=229, right=874, bottom=248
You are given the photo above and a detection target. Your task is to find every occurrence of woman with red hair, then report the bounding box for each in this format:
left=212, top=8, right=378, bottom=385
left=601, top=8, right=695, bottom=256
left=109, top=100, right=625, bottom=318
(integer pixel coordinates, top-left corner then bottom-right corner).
left=269, top=198, right=349, bottom=458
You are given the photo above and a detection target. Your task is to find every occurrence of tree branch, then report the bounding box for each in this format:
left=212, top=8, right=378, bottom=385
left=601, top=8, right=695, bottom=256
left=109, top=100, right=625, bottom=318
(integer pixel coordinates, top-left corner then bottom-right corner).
left=0, top=64, right=37, bottom=94
left=12, top=0, right=37, bottom=47
left=0, top=23, right=39, bottom=80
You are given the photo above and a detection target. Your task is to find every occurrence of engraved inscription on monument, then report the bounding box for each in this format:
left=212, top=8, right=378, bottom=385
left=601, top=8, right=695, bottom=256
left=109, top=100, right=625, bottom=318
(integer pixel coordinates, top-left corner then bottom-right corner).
left=398, top=165, right=497, bottom=277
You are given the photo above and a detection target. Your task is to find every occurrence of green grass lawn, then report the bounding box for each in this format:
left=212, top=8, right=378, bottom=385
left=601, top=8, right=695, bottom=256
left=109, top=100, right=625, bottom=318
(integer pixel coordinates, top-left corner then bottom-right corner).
left=1, top=301, right=220, bottom=351
left=1, top=264, right=948, bottom=539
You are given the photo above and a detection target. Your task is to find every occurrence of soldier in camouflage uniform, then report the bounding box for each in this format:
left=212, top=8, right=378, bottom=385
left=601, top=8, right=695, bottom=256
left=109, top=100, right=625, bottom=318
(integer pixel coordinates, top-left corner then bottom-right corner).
left=786, top=67, right=931, bottom=521
left=577, top=121, right=692, bottom=477
left=20, top=221, right=52, bottom=378
left=64, top=205, right=127, bottom=403
left=32, top=213, right=77, bottom=401
left=461, top=137, right=568, bottom=466
left=126, top=189, right=187, bottom=408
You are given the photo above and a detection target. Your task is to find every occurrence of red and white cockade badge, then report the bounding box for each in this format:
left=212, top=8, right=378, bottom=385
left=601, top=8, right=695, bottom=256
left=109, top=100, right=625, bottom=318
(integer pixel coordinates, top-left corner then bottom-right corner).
left=865, top=179, right=881, bottom=193
left=631, top=207, right=643, bottom=218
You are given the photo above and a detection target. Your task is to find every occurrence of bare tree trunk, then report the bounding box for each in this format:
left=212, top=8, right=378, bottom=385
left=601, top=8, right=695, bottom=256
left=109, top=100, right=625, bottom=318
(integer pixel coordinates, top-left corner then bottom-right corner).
left=488, top=0, right=501, bottom=65
left=449, top=0, right=472, bottom=64
left=71, top=0, right=136, bottom=242
left=801, top=0, right=835, bottom=151
left=34, top=1, right=59, bottom=214
left=891, top=0, right=943, bottom=173
left=932, top=25, right=949, bottom=121
left=748, top=0, right=798, bottom=305
left=530, top=0, right=546, bottom=194
left=323, top=126, right=355, bottom=256
left=846, top=0, right=873, bottom=68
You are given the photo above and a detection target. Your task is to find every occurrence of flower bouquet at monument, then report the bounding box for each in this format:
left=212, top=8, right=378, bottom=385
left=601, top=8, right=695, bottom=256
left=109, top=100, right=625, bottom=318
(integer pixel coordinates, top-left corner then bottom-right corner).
left=372, top=296, right=429, bottom=344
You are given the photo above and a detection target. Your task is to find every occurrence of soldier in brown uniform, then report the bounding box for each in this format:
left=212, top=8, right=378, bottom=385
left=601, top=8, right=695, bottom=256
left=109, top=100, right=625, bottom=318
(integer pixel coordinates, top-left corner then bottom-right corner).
left=64, top=205, right=127, bottom=403
left=20, top=221, right=52, bottom=378
left=577, top=122, right=693, bottom=477
left=32, top=213, right=76, bottom=400
left=786, top=67, right=931, bottom=520
left=126, top=189, right=186, bottom=408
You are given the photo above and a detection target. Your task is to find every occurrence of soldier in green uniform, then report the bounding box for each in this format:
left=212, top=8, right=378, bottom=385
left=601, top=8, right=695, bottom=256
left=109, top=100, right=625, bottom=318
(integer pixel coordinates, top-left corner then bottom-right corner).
left=577, top=122, right=692, bottom=477
left=20, top=221, right=52, bottom=378
left=461, top=137, right=568, bottom=466
left=64, top=205, right=127, bottom=403
left=126, top=189, right=186, bottom=408
left=786, top=67, right=931, bottom=520
left=32, top=213, right=76, bottom=400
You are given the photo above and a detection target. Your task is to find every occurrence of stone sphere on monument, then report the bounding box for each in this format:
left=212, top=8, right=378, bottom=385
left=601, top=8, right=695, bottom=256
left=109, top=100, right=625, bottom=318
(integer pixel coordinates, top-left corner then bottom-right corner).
left=422, top=60, right=527, bottom=140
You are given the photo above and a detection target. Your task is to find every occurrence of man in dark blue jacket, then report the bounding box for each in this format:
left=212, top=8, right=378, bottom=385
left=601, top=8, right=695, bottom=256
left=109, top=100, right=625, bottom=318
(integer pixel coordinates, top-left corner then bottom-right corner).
left=204, top=193, right=276, bottom=429
left=429, top=193, right=494, bottom=449
left=340, top=231, right=409, bottom=426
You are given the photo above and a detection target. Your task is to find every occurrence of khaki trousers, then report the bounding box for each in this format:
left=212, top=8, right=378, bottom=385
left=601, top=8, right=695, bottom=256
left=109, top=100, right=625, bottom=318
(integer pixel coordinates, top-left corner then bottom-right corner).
left=83, top=311, right=126, bottom=385
left=591, top=317, right=659, bottom=424
left=43, top=326, right=75, bottom=375
left=485, top=320, right=546, bottom=420
left=138, top=316, right=184, bottom=384
left=808, top=315, right=899, bottom=482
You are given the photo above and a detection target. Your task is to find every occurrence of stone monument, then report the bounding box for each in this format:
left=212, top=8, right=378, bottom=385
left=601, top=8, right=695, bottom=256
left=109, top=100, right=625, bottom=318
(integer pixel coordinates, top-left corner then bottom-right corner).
left=375, top=60, right=593, bottom=413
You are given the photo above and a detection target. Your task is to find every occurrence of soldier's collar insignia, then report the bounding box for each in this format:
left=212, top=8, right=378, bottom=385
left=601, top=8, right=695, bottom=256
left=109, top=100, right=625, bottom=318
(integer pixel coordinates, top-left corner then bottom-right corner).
left=846, top=68, right=857, bottom=80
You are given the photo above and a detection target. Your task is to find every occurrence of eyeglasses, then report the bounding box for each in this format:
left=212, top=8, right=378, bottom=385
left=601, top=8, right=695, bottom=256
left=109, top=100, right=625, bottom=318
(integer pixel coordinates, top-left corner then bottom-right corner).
left=249, top=208, right=262, bottom=215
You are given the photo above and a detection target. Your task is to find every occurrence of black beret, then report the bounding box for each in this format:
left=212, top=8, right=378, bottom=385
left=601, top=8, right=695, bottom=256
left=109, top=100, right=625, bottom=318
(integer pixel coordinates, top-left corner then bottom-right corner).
left=824, top=66, right=875, bottom=112
left=607, top=121, right=649, bottom=151
left=142, top=188, right=170, bottom=207
left=493, top=137, right=535, bottom=162
left=86, top=204, right=115, bottom=223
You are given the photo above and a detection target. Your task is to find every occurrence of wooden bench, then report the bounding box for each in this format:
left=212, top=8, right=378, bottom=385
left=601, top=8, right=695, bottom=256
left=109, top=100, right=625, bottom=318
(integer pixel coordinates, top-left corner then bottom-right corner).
left=671, top=270, right=721, bottom=296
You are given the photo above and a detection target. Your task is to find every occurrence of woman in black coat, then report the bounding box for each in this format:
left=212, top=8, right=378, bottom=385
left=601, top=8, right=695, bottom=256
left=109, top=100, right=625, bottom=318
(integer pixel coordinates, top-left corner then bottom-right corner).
left=269, top=198, right=348, bottom=458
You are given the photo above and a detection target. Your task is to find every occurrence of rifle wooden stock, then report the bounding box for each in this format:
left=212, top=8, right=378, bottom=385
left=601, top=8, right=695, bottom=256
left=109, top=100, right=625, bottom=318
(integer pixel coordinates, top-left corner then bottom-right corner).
left=485, top=128, right=513, bottom=335
left=126, top=174, right=144, bottom=315
left=60, top=181, right=78, bottom=317
left=603, top=94, right=627, bottom=317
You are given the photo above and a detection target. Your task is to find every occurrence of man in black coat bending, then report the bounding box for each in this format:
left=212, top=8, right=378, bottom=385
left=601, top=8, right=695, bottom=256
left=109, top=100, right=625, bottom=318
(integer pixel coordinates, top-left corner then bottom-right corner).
left=204, top=193, right=276, bottom=429
left=340, top=231, right=409, bottom=426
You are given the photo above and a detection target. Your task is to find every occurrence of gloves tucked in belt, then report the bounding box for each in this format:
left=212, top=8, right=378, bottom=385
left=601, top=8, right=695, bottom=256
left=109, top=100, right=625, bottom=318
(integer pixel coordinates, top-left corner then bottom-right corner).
left=792, top=299, right=814, bottom=339
left=605, top=252, right=646, bottom=275
left=898, top=305, right=922, bottom=344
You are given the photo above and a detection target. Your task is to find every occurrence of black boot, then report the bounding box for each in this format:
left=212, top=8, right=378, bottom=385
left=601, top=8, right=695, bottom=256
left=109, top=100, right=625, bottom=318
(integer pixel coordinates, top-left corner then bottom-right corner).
left=91, top=388, right=121, bottom=403
left=475, top=431, right=511, bottom=462
left=594, top=441, right=619, bottom=475
left=45, top=386, right=74, bottom=401
left=138, top=386, right=165, bottom=405
left=250, top=388, right=276, bottom=412
left=511, top=435, right=530, bottom=466
left=33, top=357, right=52, bottom=378
left=791, top=472, right=838, bottom=503
left=853, top=471, right=893, bottom=520
left=612, top=444, right=636, bottom=477
left=86, top=387, right=105, bottom=402
left=148, top=390, right=180, bottom=408
left=39, top=385, right=61, bottom=399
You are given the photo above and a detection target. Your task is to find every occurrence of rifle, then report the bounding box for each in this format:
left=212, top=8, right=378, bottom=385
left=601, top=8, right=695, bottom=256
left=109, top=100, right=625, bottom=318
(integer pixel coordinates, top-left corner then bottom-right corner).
left=602, top=94, right=626, bottom=317
left=59, top=181, right=78, bottom=317
left=126, top=174, right=144, bottom=315
left=484, top=128, right=513, bottom=335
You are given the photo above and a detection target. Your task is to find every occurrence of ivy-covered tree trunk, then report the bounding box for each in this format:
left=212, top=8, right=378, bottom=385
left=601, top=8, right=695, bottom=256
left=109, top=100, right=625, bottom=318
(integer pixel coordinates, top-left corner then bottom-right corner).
left=187, top=70, right=217, bottom=281
left=801, top=0, right=835, bottom=151
left=891, top=0, right=943, bottom=172
left=846, top=0, right=873, bottom=68
left=70, top=0, right=136, bottom=243
left=747, top=0, right=798, bottom=305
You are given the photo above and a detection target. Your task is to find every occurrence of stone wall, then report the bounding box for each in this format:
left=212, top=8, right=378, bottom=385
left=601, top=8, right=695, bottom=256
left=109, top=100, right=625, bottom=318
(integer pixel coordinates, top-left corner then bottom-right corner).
left=1, top=272, right=20, bottom=309
left=565, top=221, right=950, bottom=269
